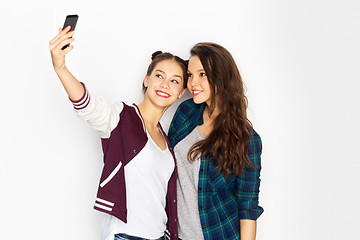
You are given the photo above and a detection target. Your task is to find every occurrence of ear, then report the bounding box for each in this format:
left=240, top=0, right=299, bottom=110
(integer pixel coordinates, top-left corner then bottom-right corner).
left=143, top=75, right=149, bottom=87
left=178, top=88, right=187, bottom=99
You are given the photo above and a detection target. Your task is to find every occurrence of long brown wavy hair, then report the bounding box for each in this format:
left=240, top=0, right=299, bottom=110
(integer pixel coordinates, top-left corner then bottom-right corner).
left=187, top=42, right=254, bottom=177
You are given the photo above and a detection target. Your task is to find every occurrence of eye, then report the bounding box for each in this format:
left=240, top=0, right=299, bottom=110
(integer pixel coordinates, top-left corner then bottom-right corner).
left=200, top=72, right=206, bottom=77
left=171, top=79, right=179, bottom=84
left=187, top=73, right=193, bottom=78
left=156, top=74, right=163, bottom=79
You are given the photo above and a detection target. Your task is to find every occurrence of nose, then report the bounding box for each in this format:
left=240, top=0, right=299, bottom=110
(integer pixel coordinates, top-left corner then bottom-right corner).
left=189, top=75, right=198, bottom=87
left=160, top=79, right=170, bottom=89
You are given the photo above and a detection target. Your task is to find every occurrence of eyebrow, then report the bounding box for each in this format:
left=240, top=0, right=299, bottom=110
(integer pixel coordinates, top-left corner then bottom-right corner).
left=155, top=69, right=182, bottom=79
left=187, top=69, right=205, bottom=73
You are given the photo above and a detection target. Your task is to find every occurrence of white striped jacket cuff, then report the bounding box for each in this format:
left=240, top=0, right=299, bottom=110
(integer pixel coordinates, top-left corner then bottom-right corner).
left=70, top=82, right=90, bottom=110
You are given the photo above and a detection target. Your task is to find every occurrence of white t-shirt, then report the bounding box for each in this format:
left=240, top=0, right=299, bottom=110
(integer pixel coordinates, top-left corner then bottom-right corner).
left=101, top=130, right=174, bottom=240
left=72, top=89, right=174, bottom=240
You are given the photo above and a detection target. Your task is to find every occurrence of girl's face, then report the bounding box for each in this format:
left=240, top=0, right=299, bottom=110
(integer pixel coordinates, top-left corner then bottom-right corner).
left=187, top=55, right=211, bottom=105
left=144, top=59, right=186, bottom=108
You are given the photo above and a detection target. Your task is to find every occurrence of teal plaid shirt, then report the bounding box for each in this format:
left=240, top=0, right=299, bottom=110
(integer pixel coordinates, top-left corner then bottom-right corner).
left=168, top=99, right=264, bottom=240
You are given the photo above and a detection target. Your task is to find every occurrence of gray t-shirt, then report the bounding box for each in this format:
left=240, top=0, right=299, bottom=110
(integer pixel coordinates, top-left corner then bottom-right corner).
left=174, top=126, right=205, bottom=240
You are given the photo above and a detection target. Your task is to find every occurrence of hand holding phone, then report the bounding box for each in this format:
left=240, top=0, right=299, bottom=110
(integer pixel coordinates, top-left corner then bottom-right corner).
left=61, top=15, right=78, bottom=50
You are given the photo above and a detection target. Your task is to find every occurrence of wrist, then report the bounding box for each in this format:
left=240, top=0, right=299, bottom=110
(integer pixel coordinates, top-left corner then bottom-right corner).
left=54, top=65, right=67, bottom=74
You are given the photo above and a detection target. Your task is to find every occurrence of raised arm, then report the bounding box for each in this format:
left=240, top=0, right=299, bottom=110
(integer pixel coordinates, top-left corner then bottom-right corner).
left=49, top=26, right=123, bottom=138
left=49, top=26, right=84, bottom=101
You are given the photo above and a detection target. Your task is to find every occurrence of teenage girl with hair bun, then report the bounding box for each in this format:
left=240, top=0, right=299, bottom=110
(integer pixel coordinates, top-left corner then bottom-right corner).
left=50, top=26, right=187, bottom=240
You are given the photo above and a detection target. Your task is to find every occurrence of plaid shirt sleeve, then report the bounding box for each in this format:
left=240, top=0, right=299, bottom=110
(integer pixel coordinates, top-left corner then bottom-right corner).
left=236, top=130, right=264, bottom=220
left=168, top=99, right=205, bottom=148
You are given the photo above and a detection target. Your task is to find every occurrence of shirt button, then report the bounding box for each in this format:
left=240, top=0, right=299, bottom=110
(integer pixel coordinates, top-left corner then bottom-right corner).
left=200, top=206, right=203, bottom=210
left=200, top=169, right=204, bottom=172
left=173, top=199, right=176, bottom=203
left=199, top=187, right=202, bottom=191
left=133, top=149, right=136, bottom=153
left=203, top=224, right=206, bottom=228
left=174, top=218, right=177, bottom=222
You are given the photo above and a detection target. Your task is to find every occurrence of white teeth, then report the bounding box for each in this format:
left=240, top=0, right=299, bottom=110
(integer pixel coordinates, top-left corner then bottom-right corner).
left=193, top=90, right=201, bottom=94
left=157, top=91, right=170, bottom=97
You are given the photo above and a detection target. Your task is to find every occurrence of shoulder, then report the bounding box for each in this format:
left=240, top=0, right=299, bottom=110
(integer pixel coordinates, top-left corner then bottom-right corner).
left=247, top=129, right=262, bottom=154
left=177, top=98, right=200, bottom=113
left=118, top=103, right=144, bottom=125
left=169, top=99, right=204, bottom=146
left=171, top=99, right=203, bottom=128
left=174, top=98, right=205, bottom=121
left=171, top=99, right=194, bottom=126
left=121, top=102, right=139, bottom=114
left=121, top=102, right=132, bottom=111
left=247, top=129, right=263, bottom=166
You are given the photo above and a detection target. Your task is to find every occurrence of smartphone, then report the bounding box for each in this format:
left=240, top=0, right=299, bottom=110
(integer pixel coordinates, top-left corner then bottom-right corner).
left=61, top=15, right=79, bottom=50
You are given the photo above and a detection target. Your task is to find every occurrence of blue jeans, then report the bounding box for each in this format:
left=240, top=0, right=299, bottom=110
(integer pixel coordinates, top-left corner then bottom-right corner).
left=114, top=233, right=166, bottom=240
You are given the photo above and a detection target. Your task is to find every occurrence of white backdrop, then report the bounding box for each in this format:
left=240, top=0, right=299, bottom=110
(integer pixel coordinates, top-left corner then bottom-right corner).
left=1, top=0, right=359, bottom=239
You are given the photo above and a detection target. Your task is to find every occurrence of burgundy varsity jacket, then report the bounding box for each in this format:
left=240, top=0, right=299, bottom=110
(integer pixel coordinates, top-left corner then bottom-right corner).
left=71, top=85, right=178, bottom=240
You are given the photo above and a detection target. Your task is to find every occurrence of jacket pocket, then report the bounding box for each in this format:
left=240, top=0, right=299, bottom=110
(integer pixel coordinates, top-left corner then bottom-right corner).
left=100, top=161, right=122, bottom=188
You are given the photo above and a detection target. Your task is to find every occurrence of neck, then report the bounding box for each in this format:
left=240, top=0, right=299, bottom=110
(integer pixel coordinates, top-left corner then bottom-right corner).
left=137, top=99, right=167, bottom=129
left=204, top=101, right=220, bottom=120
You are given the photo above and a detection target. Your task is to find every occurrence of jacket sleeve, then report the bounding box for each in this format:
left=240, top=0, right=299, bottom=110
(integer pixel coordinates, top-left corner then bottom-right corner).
left=70, top=83, right=124, bottom=138
left=236, top=130, right=264, bottom=220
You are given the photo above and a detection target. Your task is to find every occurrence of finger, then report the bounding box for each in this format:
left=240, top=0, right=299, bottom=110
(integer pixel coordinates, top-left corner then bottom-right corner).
left=49, top=33, right=60, bottom=46
left=50, top=26, right=73, bottom=44
left=51, top=37, right=75, bottom=53
left=50, top=30, right=75, bottom=48
left=49, top=31, right=64, bottom=46
left=63, top=45, right=74, bottom=54
left=50, top=38, right=75, bottom=58
left=55, top=38, right=75, bottom=51
left=61, top=25, right=72, bottom=34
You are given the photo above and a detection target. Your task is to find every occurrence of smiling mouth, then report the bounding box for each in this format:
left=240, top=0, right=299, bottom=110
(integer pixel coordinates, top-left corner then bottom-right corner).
left=156, top=90, right=171, bottom=98
left=192, top=90, right=202, bottom=96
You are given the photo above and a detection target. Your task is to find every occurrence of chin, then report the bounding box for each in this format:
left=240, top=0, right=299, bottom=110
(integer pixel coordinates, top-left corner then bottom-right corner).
left=154, top=99, right=176, bottom=109
left=193, top=98, right=206, bottom=104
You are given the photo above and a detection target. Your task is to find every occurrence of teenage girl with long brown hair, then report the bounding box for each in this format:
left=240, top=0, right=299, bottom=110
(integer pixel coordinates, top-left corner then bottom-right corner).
left=168, top=42, right=263, bottom=240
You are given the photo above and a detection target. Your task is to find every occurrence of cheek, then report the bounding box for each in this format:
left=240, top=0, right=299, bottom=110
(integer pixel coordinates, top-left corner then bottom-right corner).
left=201, top=78, right=211, bottom=91
left=173, top=85, right=184, bottom=95
left=147, top=78, right=160, bottom=87
left=187, top=79, right=192, bottom=89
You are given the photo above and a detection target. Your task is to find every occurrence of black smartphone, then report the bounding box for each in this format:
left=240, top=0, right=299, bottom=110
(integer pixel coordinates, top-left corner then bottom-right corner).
left=61, top=15, right=79, bottom=50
